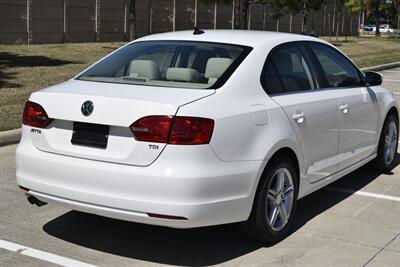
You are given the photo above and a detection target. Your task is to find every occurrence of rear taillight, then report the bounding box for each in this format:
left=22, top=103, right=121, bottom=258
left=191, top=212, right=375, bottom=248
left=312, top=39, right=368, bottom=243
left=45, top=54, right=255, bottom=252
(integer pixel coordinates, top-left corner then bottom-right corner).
left=22, top=101, right=52, bottom=128
left=130, top=116, right=214, bottom=145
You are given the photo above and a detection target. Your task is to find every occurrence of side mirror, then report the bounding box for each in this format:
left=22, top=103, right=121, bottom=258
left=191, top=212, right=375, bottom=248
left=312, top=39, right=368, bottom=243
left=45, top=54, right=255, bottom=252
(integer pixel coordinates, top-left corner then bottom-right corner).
left=365, top=71, right=383, bottom=86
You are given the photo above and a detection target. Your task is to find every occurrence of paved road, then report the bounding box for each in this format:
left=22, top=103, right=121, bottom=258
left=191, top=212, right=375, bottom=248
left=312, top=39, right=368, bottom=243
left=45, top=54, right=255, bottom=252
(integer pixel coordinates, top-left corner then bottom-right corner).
left=1, top=68, right=400, bottom=266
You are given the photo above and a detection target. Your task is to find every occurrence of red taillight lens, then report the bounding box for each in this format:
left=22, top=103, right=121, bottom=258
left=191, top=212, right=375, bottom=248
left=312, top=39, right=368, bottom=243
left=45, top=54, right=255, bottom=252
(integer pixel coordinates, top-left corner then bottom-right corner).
left=130, top=115, right=174, bottom=143
left=22, top=101, right=52, bottom=128
left=130, top=116, right=214, bottom=145
left=169, top=117, right=214, bottom=145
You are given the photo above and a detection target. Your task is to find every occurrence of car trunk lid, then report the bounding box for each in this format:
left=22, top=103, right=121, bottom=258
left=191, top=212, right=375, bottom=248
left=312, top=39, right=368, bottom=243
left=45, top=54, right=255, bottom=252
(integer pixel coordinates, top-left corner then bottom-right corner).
left=28, top=79, right=214, bottom=166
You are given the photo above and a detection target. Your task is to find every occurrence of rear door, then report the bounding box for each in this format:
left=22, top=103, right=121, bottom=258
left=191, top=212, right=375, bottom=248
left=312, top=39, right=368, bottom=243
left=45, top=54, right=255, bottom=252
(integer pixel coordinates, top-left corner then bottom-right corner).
left=263, top=43, right=341, bottom=183
left=308, top=42, right=379, bottom=170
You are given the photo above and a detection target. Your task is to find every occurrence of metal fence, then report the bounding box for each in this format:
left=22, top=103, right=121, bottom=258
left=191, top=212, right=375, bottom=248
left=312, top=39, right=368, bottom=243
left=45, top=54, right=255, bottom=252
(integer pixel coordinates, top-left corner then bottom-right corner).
left=0, top=0, right=360, bottom=44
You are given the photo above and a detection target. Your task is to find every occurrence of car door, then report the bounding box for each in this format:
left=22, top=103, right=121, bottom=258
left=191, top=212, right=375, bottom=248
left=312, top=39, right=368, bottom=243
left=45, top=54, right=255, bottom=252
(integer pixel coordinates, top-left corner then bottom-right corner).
left=308, top=42, right=379, bottom=171
left=262, top=43, right=341, bottom=183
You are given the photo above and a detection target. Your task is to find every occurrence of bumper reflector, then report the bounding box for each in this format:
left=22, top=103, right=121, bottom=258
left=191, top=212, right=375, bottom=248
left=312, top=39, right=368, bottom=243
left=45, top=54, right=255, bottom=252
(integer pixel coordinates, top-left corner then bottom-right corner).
left=147, top=213, right=188, bottom=220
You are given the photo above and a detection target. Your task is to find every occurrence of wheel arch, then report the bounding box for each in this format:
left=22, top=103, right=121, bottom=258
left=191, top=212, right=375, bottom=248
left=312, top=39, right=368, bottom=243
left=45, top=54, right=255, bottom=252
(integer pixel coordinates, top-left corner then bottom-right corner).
left=247, top=145, right=302, bottom=221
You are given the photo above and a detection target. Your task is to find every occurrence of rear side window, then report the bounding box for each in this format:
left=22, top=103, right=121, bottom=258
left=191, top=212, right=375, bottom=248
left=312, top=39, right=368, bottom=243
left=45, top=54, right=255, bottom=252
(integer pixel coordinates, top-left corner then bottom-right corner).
left=262, top=44, right=316, bottom=94
left=309, top=43, right=362, bottom=88
left=77, top=41, right=251, bottom=89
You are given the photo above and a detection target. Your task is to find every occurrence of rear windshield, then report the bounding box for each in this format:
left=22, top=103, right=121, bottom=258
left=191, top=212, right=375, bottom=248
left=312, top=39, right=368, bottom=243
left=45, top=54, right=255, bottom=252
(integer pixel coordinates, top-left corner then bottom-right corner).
left=77, top=41, right=252, bottom=89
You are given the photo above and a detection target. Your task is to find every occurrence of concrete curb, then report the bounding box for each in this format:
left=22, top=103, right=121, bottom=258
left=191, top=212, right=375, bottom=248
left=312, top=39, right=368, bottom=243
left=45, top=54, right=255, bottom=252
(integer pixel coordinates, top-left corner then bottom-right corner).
left=1, top=62, right=400, bottom=147
left=0, top=128, right=21, bottom=147
left=361, top=62, right=400, bottom=72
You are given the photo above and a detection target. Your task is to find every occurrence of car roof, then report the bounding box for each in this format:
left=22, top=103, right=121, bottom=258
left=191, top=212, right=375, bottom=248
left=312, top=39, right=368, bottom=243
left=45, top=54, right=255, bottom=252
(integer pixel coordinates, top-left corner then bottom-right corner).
left=134, top=30, right=326, bottom=48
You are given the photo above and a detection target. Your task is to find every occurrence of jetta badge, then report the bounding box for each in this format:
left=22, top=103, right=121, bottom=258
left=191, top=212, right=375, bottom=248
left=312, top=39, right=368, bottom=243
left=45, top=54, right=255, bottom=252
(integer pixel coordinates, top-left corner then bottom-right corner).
left=81, top=100, right=94, bottom=116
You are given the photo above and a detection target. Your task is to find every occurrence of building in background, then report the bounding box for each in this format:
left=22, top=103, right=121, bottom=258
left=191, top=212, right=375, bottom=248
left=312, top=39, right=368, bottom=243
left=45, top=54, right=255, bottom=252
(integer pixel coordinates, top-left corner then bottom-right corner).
left=0, top=0, right=360, bottom=44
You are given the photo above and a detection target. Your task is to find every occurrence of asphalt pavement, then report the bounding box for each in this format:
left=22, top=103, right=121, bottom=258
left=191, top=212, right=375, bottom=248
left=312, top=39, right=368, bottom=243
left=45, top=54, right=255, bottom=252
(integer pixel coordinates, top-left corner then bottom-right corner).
left=1, top=68, right=400, bottom=267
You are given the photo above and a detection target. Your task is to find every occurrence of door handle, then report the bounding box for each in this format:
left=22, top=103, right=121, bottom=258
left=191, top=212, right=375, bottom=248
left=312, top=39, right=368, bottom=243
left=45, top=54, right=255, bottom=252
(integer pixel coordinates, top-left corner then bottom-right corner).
left=292, top=112, right=305, bottom=124
left=339, top=104, right=349, bottom=114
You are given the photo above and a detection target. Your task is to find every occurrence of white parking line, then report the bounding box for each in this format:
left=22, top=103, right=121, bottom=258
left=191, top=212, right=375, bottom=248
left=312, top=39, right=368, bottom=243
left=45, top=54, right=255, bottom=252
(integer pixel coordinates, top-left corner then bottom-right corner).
left=383, top=70, right=400, bottom=73
left=393, top=92, right=400, bottom=95
left=328, top=187, right=400, bottom=202
left=0, top=239, right=97, bottom=267
left=384, top=79, right=400, bottom=82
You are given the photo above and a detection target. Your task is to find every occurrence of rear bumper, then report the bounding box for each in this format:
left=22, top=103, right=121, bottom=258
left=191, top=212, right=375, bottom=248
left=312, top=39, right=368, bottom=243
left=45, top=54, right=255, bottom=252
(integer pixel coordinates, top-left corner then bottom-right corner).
left=16, top=132, right=262, bottom=228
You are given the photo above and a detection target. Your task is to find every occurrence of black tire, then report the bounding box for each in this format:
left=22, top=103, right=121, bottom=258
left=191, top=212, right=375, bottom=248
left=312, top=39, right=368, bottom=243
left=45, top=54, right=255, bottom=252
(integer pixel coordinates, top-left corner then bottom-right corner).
left=373, top=113, right=399, bottom=172
left=243, top=156, right=298, bottom=243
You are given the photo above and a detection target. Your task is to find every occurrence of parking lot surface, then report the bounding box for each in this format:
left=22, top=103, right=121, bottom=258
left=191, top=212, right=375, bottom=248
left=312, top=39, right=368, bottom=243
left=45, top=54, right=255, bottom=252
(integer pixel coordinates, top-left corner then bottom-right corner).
left=1, top=68, right=400, bottom=266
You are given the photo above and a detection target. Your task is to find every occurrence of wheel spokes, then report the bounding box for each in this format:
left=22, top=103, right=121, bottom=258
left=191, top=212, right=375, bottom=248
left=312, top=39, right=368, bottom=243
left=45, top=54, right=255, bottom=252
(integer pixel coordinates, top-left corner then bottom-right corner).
left=268, top=189, right=277, bottom=202
left=266, top=167, right=295, bottom=232
left=278, top=203, right=288, bottom=223
left=269, top=204, right=279, bottom=226
left=275, top=169, right=285, bottom=193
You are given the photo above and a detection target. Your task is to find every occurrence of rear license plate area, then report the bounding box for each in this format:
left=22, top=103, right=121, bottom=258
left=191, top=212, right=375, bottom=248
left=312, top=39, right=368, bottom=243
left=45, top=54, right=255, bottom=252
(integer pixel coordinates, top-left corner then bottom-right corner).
left=71, top=122, right=109, bottom=149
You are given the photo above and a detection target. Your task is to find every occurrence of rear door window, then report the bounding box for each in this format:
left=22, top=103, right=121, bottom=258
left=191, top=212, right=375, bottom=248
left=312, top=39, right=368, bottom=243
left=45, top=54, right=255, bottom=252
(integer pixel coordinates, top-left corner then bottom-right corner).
left=262, top=44, right=317, bottom=94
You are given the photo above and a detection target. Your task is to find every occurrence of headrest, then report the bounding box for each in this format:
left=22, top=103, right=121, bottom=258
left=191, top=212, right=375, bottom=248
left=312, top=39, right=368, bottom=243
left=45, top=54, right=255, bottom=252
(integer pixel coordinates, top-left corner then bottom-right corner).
left=166, top=68, right=200, bottom=82
left=205, top=58, right=233, bottom=79
left=129, top=60, right=161, bottom=80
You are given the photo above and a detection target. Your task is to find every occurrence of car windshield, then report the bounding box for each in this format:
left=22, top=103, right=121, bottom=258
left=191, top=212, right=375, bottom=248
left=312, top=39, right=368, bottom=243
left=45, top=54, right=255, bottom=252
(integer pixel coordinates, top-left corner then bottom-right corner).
left=77, top=41, right=252, bottom=89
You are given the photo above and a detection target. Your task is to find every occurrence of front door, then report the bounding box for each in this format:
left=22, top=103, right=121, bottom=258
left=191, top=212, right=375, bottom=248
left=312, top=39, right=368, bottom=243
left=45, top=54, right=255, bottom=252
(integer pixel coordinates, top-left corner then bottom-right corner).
left=308, top=42, right=379, bottom=170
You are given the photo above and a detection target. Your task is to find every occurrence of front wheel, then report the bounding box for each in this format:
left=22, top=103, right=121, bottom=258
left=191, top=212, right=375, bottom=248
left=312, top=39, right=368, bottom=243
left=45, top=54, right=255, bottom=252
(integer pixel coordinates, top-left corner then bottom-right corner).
left=244, top=157, right=298, bottom=243
left=373, top=114, right=399, bottom=172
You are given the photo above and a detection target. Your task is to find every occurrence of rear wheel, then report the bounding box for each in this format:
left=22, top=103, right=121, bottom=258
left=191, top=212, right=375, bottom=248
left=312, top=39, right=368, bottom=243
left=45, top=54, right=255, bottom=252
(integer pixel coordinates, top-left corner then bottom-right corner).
left=244, top=157, right=298, bottom=243
left=373, top=114, right=399, bottom=172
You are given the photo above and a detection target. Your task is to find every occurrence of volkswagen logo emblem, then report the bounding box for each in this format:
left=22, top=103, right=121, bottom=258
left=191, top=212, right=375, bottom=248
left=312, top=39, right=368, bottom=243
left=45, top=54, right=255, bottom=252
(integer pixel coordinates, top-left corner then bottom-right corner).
left=81, top=100, right=94, bottom=116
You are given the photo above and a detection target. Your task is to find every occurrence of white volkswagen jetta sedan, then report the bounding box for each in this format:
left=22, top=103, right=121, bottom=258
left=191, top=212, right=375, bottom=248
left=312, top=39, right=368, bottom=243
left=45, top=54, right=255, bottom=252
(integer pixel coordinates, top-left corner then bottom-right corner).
left=16, top=30, right=398, bottom=242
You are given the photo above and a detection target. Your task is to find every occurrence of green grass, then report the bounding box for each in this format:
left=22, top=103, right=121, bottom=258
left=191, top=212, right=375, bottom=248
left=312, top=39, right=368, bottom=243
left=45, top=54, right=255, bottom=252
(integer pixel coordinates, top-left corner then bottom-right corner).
left=0, top=42, right=123, bottom=131
left=1, top=37, right=400, bottom=131
left=323, top=36, right=400, bottom=68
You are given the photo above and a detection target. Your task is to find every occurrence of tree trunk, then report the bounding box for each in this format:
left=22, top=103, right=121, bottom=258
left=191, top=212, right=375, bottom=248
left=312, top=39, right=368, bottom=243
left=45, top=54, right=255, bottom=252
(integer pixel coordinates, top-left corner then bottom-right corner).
left=323, top=5, right=326, bottom=36
left=234, top=0, right=241, bottom=29
left=129, top=0, right=136, bottom=40
left=332, top=0, right=336, bottom=36
left=148, top=0, right=153, bottom=34
left=336, top=9, right=340, bottom=42
left=262, top=5, right=267, bottom=31
left=247, top=1, right=252, bottom=30
left=375, top=0, right=380, bottom=37
left=328, top=12, right=331, bottom=41
left=241, top=1, right=249, bottom=29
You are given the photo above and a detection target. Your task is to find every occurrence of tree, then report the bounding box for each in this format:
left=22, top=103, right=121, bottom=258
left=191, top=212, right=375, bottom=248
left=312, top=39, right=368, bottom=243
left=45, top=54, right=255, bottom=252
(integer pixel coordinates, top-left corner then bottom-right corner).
left=128, top=0, right=136, bottom=40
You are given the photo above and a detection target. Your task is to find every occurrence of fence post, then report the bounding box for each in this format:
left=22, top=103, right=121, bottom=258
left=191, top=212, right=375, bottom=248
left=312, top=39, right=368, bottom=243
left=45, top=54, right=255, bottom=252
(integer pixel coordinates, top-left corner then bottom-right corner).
left=172, top=0, right=176, bottom=31
left=63, top=0, right=68, bottom=43
left=149, top=0, right=153, bottom=34
left=124, top=0, right=127, bottom=39
left=95, top=0, right=100, bottom=42
left=213, top=1, right=217, bottom=29
left=26, top=0, right=32, bottom=44
left=231, top=0, right=235, bottom=29
left=194, top=0, right=198, bottom=27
